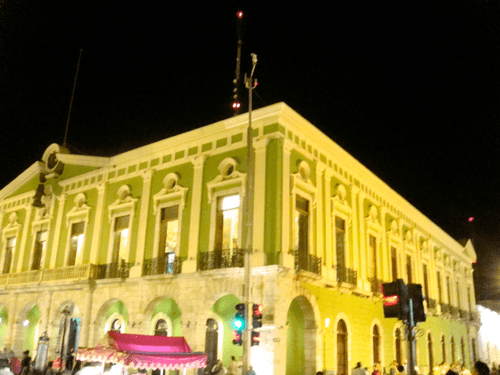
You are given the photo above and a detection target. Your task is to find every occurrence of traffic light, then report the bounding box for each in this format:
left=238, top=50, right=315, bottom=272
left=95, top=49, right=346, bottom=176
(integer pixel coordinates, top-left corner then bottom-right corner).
left=381, top=279, right=409, bottom=320
left=233, top=303, right=246, bottom=331
left=252, top=304, right=262, bottom=328
left=408, top=284, right=426, bottom=323
left=251, top=331, right=260, bottom=346
left=232, top=330, right=242, bottom=346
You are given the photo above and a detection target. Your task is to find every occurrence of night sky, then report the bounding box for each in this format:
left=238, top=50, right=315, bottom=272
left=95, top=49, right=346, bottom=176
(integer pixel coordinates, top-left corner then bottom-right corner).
left=1, top=1, right=499, bottom=298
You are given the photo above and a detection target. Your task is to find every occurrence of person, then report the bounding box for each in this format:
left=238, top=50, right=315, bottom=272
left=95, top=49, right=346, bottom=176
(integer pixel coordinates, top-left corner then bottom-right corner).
left=227, top=356, right=238, bottom=375
left=461, top=365, right=472, bottom=375
left=20, top=351, right=31, bottom=375
left=316, top=372, right=324, bottom=375
left=353, top=363, right=365, bottom=375
left=373, top=363, right=381, bottom=375
left=390, top=361, right=398, bottom=375
left=472, top=361, right=490, bottom=375
left=211, top=360, right=225, bottom=375
left=246, top=366, right=256, bottom=375
left=66, top=349, right=75, bottom=373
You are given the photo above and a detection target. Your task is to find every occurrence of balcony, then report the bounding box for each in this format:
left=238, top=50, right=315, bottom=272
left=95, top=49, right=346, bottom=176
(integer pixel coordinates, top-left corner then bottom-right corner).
left=368, top=277, right=383, bottom=294
left=427, top=298, right=437, bottom=312
left=440, top=303, right=451, bottom=314
left=143, top=257, right=182, bottom=276
left=450, top=306, right=459, bottom=318
left=293, top=250, right=321, bottom=275
left=90, top=261, right=133, bottom=279
left=459, top=309, right=470, bottom=320
left=334, top=265, right=357, bottom=285
left=199, top=249, right=245, bottom=271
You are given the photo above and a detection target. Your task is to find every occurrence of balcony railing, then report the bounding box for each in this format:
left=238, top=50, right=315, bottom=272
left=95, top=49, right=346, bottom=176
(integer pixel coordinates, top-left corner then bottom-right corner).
left=427, top=298, right=437, bottom=310
left=199, top=249, right=245, bottom=271
left=459, top=309, right=470, bottom=320
left=334, top=265, right=357, bottom=285
left=368, top=277, right=383, bottom=294
left=90, top=261, right=133, bottom=280
left=450, top=306, right=459, bottom=318
left=440, top=303, right=451, bottom=314
left=292, top=250, right=321, bottom=275
left=143, top=257, right=182, bottom=276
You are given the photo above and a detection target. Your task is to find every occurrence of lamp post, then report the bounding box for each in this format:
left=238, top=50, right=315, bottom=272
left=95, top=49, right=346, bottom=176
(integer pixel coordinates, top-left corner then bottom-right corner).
left=59, top=306, right=73, bottom=374
left=242, top=53, right=258, bottom=375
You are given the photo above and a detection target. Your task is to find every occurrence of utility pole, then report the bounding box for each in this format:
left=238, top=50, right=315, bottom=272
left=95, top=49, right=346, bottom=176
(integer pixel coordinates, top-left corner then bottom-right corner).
left=242, top=53, right=258, bottom=375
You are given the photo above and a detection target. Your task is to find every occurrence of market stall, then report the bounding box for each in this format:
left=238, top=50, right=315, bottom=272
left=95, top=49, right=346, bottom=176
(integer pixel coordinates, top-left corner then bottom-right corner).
left=76, top=331, right=207, bottom=374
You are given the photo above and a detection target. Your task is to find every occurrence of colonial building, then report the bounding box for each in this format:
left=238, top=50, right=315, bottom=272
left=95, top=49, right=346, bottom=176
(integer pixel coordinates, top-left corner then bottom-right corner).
left=0, top=103, right=479, bottom=375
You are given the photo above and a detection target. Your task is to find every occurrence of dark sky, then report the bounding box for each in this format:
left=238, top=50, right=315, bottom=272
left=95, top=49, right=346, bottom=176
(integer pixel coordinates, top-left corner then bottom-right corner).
left=1, top=1, right=499, bottom=298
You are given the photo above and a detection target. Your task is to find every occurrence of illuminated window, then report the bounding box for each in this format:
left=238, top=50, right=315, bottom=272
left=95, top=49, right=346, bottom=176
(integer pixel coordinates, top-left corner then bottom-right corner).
left=215, top=195, right=240, bottom=250
left=112, top=215, right=130, bottom=264
left=159, top=206, right=179, bottom=273
left=67, top=222, right=85, bottom=266
left=3, top=237, right=16, bottom=274
left=32, top=230, right=48, bottom=270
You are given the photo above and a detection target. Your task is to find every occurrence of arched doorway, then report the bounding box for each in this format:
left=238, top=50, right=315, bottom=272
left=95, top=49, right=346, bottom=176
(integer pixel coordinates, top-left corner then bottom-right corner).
left=286, top=296, right=317, bottom=375
left=337, top=319, right=348, bottom=375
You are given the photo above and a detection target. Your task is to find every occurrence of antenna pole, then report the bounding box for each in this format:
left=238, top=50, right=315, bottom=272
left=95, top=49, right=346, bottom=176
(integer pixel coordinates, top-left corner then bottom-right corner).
left=63, top=48, right=83, bottom=148
left=232, top=11, right=244, bottom=114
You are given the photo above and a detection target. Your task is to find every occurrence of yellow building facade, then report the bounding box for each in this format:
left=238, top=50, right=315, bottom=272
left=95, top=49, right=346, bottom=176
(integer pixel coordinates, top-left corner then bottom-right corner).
left=0, top=103, right=479, bottom=375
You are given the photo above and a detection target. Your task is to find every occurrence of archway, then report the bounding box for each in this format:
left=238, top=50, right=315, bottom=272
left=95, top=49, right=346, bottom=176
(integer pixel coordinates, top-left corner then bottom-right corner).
left=0, top=306, right=7, bottom=348
left=286, top=296, right=317, bottom=375
left=21, top=305, right=41, bottom=353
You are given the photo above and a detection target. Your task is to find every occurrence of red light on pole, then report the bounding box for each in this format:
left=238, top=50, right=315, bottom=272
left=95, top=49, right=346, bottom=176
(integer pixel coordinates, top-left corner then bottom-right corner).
left=468, top=217, right=474, bottom=222
left=237, top=11, right=243, bottom=19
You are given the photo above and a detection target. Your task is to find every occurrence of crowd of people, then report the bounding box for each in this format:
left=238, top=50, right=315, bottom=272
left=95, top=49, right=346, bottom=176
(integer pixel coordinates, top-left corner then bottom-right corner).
left=344, top=360, right=493, bottom=375
left=0, top=348, right=83, bottom=375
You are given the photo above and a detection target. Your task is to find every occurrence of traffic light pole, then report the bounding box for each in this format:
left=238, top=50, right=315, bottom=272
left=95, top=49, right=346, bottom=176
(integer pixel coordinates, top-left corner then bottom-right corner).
left=406, top=298, right=417, bottom=375
left=242, top=53, right=258, bottom=375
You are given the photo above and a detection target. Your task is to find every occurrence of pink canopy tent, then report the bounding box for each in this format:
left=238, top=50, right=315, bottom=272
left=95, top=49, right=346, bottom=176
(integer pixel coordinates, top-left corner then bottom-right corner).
left=76, top=331, right=207, bottom=370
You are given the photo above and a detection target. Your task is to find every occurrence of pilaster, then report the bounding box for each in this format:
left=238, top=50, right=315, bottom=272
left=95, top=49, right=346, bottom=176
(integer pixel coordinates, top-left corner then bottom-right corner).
left=252, top=137, right=269, bottom=266
left=357, top=190, right=367, bottom=287
left=130, top=169, right=153, bottom=278
left=280, top=139, right=293, bottom=269
left=89, top=183, right=106, bottom=264
left=380, top=206, right=389, bottom=282
left=184, top=154, right=207, bottom=273
left=50, top=194, right=66, bottom=269
left=350, top=185, right=360, bottom=279
left=315, top=162, right=326, bottom=275
left=323, top=168, right=333, bottom=279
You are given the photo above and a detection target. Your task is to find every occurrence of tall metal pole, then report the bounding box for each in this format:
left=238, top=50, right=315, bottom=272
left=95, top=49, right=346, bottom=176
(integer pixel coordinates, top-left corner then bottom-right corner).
left=242, top=53, right=257, bottom=375
left=407, top=299, right=416, bottom=375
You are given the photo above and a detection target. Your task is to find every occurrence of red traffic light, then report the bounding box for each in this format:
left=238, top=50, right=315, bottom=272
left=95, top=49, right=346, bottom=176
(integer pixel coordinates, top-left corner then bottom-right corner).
left=232, top=101, right=241, bottom=109
left=237, top=11, right=243, bottom=19
left=253, top=304, right=262, bottom=317
left=383, top=295, right=399, bottom=307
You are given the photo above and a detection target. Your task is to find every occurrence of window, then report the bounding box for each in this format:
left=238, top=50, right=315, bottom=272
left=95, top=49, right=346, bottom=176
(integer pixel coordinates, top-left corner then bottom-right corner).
left=369, top=235, right=377, bottom=279
left=156, top=206, right=179, bottom=273
left=215, top=195, right=240, bottom=251
left=395, top=328, right=403, bottom=365
left=154, top=319, right=168, bottom=336
left=427, top=333, right=434, bottom=369
left=446, top=276, right=452, bottom=305
left=451, top=336, right=456, bottom=363
left=294, top=196, right=309, bottom=253
left=437, top=272, right=443, bottom=304
left=67, top=222, right=85, bottom=266
left=3, top=237, right=15, bottom=274
left=335, top=216, right=346, bottom=271
left=441, top=335, right=446, bottom=362
left=467, top=287, right=472, bottom=311
left=456, top=281, right=461, bottom=309
left=391, top=247, right=398, bottom=281
left=112, top=215, right=130, bottom=264
left=337, top=320, right=348, bottom=375
left=372, top=325, right=381, bottom=364
left=32, top=230, right=48, bottom=270
left=423, top=264, right=429, bottom=305
left=406, top=255, right=412, bottom=284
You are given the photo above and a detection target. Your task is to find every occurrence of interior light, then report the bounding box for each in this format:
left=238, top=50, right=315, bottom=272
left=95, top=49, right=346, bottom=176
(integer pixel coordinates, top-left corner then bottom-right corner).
left=23, top=320, right=29, bottom=327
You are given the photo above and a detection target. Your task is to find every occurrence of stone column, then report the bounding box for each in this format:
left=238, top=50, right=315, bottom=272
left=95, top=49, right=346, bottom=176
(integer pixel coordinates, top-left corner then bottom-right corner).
left=184, top=155, right=207, bottom=273
left=80, top=283, right=95, bottom=347
left=357, top=190, right=367, bottom=288
left=315, top=162, right=326, bottom=274
left=323, top=169, right=333, bottom=280
left=4, top=292, right=18, bottom=350
left=130, top=169, right=153, bottom=278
